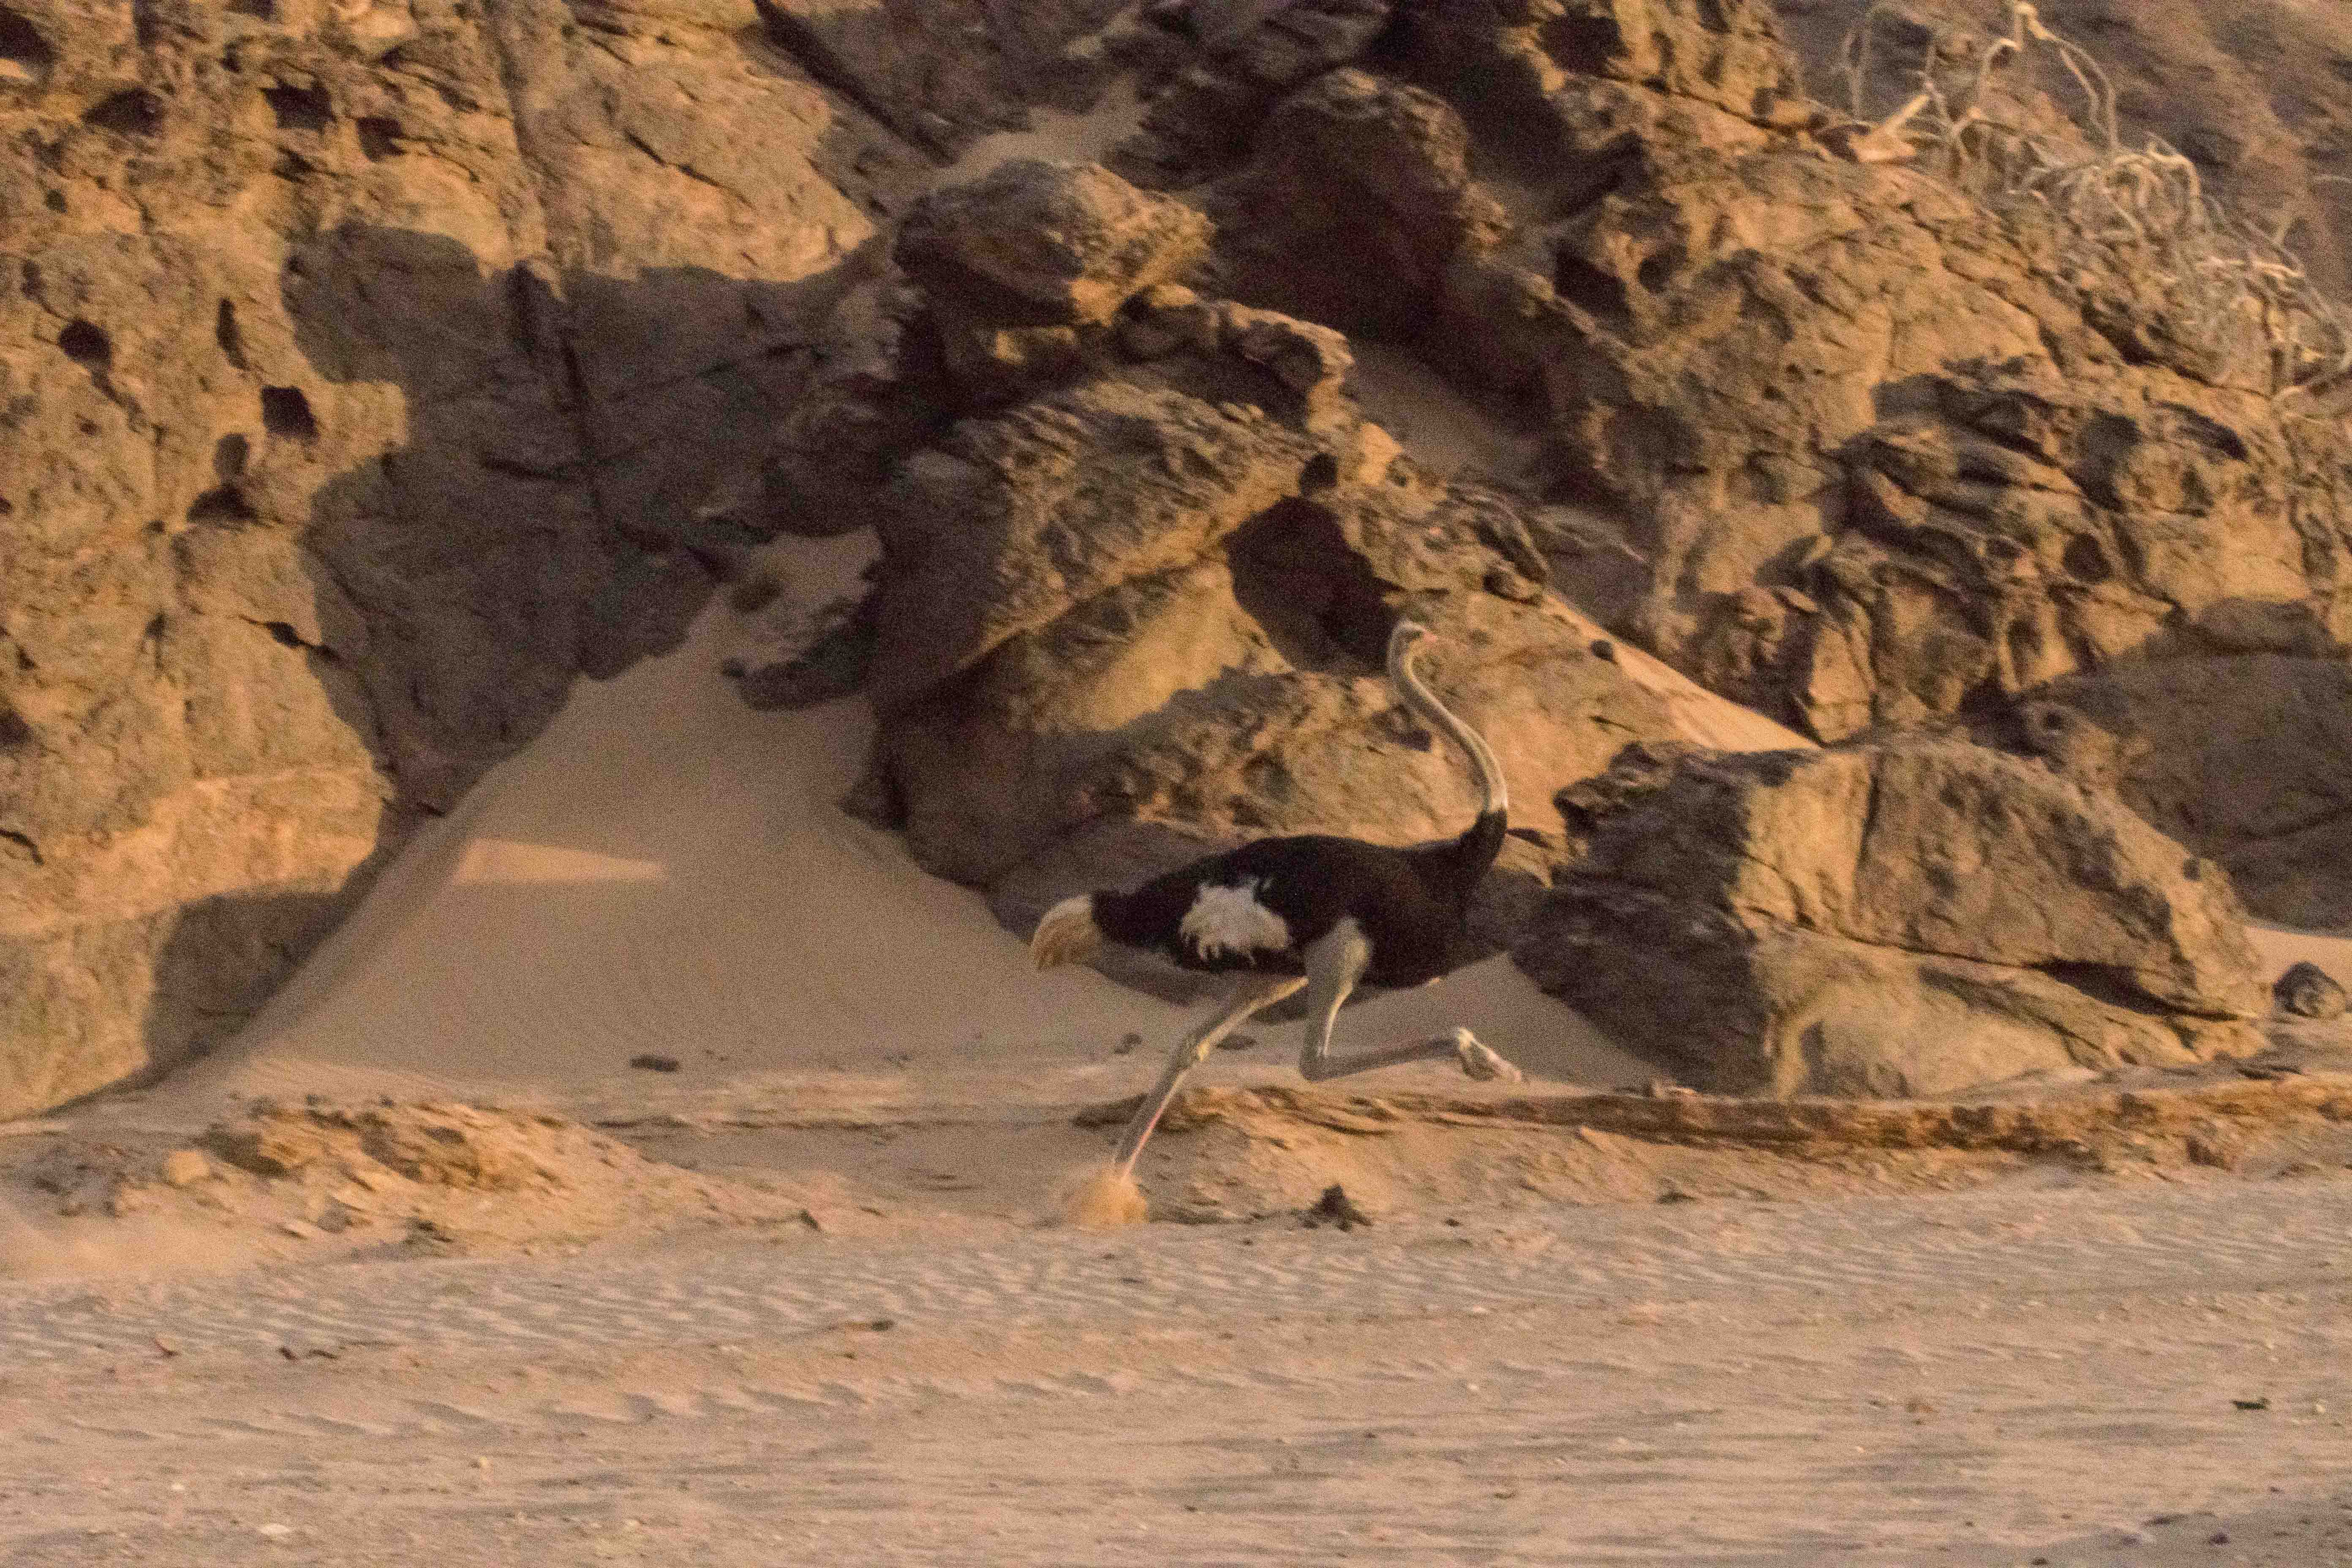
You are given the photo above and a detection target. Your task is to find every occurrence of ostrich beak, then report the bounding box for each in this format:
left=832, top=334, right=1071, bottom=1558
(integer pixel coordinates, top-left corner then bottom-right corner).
left=1031, top=894, right=1105, bottom=969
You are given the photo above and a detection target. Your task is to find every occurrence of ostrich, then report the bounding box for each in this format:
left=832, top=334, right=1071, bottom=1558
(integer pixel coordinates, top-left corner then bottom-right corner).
left=1032, top=620, right=1524, bottom=1220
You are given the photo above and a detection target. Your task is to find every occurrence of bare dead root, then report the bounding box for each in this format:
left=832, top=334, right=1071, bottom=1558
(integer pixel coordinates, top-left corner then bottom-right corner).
left=1832, top=1, right=2352, bottom=403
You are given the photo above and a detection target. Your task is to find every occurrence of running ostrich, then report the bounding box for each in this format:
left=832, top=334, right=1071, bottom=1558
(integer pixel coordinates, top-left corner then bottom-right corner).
left=1032, top=619, right=1523, bottom=1220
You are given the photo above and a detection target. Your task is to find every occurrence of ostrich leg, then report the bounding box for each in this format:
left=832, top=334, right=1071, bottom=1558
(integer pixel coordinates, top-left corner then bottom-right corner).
left=1109, top=972, right=1306, bottom=1179
left=1294, top=923, right=1524, bottom=1084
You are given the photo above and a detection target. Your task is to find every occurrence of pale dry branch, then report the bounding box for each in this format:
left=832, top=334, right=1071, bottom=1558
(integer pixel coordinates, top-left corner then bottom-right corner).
left=1829, top=1, right=2352, bottom=401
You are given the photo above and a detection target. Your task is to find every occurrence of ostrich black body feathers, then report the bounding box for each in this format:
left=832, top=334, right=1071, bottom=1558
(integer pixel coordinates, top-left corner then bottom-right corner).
left=1092, top=809, right=1506, bottom=988
left=1030, top=620, right=1526, bottom=1195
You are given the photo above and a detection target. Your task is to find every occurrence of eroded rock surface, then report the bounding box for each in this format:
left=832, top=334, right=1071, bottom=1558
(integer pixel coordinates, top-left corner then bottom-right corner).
left=773, top=158, right=1724, bottom=990
left=1086, top=0, right=2352, bottom=965
left=0, top=0, right=1135, bottom=1115
left=2012, top=658, right=2352, bottom=929
left=1114, top=0, right=2352, bottom=750
left=1780, top=0, right=2352, bottom=299
left=1516, top=738, right=2267, bottom=1097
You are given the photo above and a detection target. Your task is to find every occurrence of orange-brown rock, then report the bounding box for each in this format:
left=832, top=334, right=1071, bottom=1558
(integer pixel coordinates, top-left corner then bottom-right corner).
left=1517, top=738, right=2268, bottom=1096
left=0, top=0, right=1096, bottom=1117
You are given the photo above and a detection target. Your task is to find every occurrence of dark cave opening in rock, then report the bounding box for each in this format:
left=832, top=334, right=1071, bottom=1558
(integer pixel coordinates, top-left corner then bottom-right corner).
left=262, top=385, right=320, bottom=441
left=58, top=318, right=112, bottom=372
left=83, top=88, right=165, bottom=137
left=0, top=7, right=54, bottom=84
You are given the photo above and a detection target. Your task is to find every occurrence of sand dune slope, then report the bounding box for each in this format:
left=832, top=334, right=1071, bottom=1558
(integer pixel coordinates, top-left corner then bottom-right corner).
left=166, top=537, right=1176, bottom=1113
left=150, top=534, right=1677, bottom=1123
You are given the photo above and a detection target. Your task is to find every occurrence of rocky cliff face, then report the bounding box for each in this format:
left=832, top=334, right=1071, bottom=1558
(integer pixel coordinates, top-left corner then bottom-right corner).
left=8, top=0, right=2352, bottom=1113
left=0, top=0, right=1111, bottom=1116
left=1108, top=0, right=2352, bottom=928
left=1779, top=0, right=2352, bottom=301
left=1130, top=0, right=2350, bottom=726
left=765, top=159, right=1718, bottom=996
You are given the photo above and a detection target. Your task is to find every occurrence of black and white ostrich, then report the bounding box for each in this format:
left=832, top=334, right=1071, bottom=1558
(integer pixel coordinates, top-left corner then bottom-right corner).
left=1033, top=620, right=1524, bottom=1216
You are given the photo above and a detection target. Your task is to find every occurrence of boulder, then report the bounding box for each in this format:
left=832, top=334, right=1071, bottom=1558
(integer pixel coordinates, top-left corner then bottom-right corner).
left=867, top=310, right=1668, bottom=908
left=1211, top=67, right=1509, bottom=341
left=894, top=159, right=1214, bottom=327
left=1514, top=738, right=2268, bottom=1096
left=782, top=159, right=1735, bottom=977
left=1108, top=0, right=1399, bottom=183
left=2274, top=961, right=2349, bottom=1022
left=1767, top=368, right=2349, bottom=743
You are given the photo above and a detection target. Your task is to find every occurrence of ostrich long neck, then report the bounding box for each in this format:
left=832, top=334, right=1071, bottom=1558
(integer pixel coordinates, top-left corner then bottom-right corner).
left=1389, top=640, right=1507, bottom=822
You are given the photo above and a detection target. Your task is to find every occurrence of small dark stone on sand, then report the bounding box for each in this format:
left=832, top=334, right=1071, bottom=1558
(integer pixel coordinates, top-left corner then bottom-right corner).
left=1301, top=1184, right=1372, bottom=1231
left=2274, top=961, right=2347, bottom=1020
left=630, top=1054, right=682, bottom=1073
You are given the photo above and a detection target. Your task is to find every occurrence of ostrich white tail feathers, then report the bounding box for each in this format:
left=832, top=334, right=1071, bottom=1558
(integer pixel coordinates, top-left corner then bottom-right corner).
left=1386, top=621, right=1508, bottom=818
left=1032, top=893, right=1105, bottom=969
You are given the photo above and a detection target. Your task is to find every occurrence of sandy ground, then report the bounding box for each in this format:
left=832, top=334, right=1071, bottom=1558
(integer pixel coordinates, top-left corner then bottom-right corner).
left=3, top=1175, right=2351, bottom=1565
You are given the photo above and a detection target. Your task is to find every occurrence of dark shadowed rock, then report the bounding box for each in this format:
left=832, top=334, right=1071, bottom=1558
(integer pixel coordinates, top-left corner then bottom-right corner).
left=1212, top=67, right=1507, bottom=340
left=1108, top=0, right=1398, bottom=183
left=1515, top=738, right=2267, bottom=1096
left=2274, top=962, right=2349, bottom=1022
left=733, top=591, right=880, bottom=711
left=1998, top=658, right=2352, bottom=930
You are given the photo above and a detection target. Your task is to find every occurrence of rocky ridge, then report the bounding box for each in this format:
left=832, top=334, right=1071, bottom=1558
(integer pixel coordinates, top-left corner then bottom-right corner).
left=8, top=0, right=2352, bottom=1113
left=0, top=0, right=1113, bottom=1116
left=1092, top=0, right=2352, bottom=932
left=770, top=158, right=1712, bottom=989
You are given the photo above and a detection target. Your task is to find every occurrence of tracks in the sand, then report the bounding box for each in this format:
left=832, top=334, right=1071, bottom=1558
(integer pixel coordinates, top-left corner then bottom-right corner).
left=3, top=1177, right=2349, bottom=1565
left=0, top=1177, right=2342, bottom=1367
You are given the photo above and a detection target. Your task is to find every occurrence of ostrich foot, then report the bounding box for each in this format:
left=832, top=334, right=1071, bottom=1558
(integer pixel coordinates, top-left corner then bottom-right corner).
left=1451, top=1028, right=1522, bottom=1084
